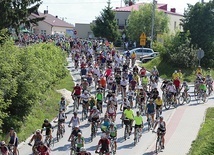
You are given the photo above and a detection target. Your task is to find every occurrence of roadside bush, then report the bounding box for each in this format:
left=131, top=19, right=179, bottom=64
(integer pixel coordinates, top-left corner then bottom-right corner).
left=0, top=41, right=68, bottom=133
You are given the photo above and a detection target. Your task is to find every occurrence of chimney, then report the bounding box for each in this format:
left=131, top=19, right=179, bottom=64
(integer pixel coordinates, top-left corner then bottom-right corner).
left=55, top=16, right=58, bottom=18
left=171, top=8, right=176, bottom=13
left=44, top=10, right=48, bottom=14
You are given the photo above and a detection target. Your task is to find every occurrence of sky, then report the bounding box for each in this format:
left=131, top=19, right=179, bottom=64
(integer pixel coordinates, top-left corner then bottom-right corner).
left=38, top=0, right=207, bottom=25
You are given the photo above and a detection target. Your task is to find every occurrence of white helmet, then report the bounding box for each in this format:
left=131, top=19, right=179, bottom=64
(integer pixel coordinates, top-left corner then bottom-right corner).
left=80, top=147, right=86, bottom=152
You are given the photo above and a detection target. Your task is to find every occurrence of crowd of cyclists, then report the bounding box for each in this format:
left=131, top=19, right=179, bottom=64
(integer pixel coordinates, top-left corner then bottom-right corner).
left=0, top=38, right=213, bottom=155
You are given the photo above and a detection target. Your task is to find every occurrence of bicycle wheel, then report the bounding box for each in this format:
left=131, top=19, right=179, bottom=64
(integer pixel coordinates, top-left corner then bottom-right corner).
left=164, top=101, right=171, bottom=110
left=186, top=94, right=191, bottom=104
left=124, top=126, right=127, bottom=140
left=155, top=137, right=161, bottom=153
left=178, top=96, right=184, bottom=105
left=56, top=132, right=60, bottom=142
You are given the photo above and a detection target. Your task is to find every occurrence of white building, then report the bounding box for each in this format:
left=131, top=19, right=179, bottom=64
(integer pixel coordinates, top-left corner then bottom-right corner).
left=30, top=10, right=74, bottom=35
left=114, top=3, right=183, bottom=33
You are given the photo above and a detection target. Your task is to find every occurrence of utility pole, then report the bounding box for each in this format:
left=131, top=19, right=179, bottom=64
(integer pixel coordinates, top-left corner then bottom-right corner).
left=150, top=0, right=156, bottom=48
left=201, top=0, right=204, bottom=3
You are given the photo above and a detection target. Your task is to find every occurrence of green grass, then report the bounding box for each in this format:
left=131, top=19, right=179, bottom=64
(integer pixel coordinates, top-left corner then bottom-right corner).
left=16, top=73, right=74, bottom=142
left=188, top=108, right=214, bottom=155
left=139, top=57, right=213, bottom=82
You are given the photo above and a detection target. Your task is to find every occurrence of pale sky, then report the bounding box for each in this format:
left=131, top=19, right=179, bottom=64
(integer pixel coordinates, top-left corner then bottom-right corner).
left=38, top=0, right=206, bottom=25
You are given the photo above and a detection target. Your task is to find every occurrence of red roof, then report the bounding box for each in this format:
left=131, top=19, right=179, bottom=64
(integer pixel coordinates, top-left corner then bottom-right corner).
left=114, top=3, right=183, bottom=16
left=31, top=13, right=74, bottom=28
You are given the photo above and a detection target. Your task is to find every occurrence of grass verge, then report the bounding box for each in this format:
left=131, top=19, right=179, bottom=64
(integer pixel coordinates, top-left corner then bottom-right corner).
left=188, top=107, right=214, bottom=155
left=139, top=57, right=213, bottom=82
left=16, top=73, right=74, bottom=142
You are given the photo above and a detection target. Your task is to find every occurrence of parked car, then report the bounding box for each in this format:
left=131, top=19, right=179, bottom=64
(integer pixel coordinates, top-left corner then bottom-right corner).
left=123, top=48, right=154, bottom=58
left=139, top=52, right=159, bottom=63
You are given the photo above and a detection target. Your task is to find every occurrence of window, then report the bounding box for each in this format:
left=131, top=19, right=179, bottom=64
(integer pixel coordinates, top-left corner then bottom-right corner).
left=41, top=30, right=46, bottom=35
left=125, top=19, right=127, bottom=26
left=116, top=19, right=119, bottom=25
left=174, top=21, right=177, bottom=30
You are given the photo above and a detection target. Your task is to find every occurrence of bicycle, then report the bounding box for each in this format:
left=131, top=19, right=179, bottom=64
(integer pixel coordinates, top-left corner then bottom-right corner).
left=69, top=138, right=77, bottom=155
left=90, top=120, right=98, bottom=141
left=95, top=150, right=110, bottom=155
left=44, top=134, right=54, bottom=148
left=164, top=93, right=177, bottom=110
left=134, top=127, right=142, bottom=146
left=195, top=90, right=208, bottom=104
left=109, top=138, right=116, bottom=155
left=178, top=91, right=191, bottom=105
left=8, top=144, right=19, bottom=155
left=56, top=122, right=65, bottom=142
left=155, top=132, right=164, bottom=153
left=73, top=95, right=79, bottom=112
left=81, top=104, right=88, bottom=121
left=147, top=114, right=153, bottom=131
left=123, top=119, right=131, bottom=140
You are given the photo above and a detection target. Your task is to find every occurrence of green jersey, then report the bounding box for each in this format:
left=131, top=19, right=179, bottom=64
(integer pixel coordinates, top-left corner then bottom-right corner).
left=199, top=84, right=207, bottom=91
left=75, top=137, right=84, bottom=148
left=96, top=93, right=103, bottom=101
left=107, top=126, right=117, bottom=137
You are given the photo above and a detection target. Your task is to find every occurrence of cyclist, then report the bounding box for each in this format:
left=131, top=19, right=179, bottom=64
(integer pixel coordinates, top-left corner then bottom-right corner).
left=195, top=66, right=203, bottom=76
left=146, top=99, right=156, bottom=126
left=54, top=109, right=67, bottom=132
left=139, top=66, right=147, bottom=78
left=41, top=119, right=53, bottom=146
left=95, top=133, right=110, bottom=154
left=120, top=77, right=128, bottom=97
left=154, top=96, right=163, bottom=119
left=77, top=147, right=91, bottom=155
left=127, top=87, right=135, bottom=108
left=198, top=80, right=207, bottom=99
left=6, top=127, right=18, bottom=155
left=107, top=123, right=117, bottom=153
left=80, top=91, right=90, bottom=112
left=100, top=114, right=111, bottom=133
left=69, top=112, right=80, bottom=129
left=106, top=101, right=117, bottom=122
left=59, top=96, right=66, bottom=111
left=123, top=105, right=134, bottom=136
left=134, top=111, right=143, bottom=140
left=153, top=116, right=166, bottom=149
left=89, top=96, right=97, bottom=111
left=180, top=81, right=189, bottom=98
left=172, top=70, right=179, bottom=81
left=89, top=106, right=101, bottom=127
left=68, top=126, right=82, bottom=149
left=35, top=141, right=50, bottom=155
left=96, top=90, right=103, bottom=113
left=81, top=79, right=89, bottom=93
left=72, top=83, right=82, bottom=106
left=173, top=77, right=181, bottom=95
left=74, top=132, right=85, bottom=153
left=28, top=129, right=43, bottom=151
left=166, top=82, right=177, bottom=104
left=129, top=77, right=137, bottom=91
left=206, top=75, right=213, bottom=93
left=0, top=141, right=9, bottom=155
left=141, top=75, right=149, bottom=90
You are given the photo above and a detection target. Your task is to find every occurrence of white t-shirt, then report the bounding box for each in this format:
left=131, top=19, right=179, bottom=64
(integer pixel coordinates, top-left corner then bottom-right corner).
left=81, top=94, right=90, bottom=101
left=71, top=116, right=80, bottom=128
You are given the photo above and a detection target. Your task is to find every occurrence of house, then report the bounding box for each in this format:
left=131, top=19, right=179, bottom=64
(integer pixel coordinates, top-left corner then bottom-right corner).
left=30, top=10, right=74, bottom=35
left=75, top=23, right=94, bottom=39
left=114, top=3, right=184, bottom=33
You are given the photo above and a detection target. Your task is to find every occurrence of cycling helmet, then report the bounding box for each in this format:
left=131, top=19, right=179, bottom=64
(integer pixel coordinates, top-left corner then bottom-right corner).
left=160, top=116, right=163, bottom=119
left=101, top=133, right=106, bottom=139
left=74, top=125, right=79, bottom=128
left=1, top=141, right=5, bottom=145
left=183, top=81, right=187, bottom=85
left=61, top=97, right=65, bottom=100
left=78, top=132, right=82, bottom=135
left=110, top=122, right=114, bottom=126
left=92, top=106, right=97, bottom=110
left=73, top=112, right=77, bottom=115
left=44, top=119, right=49, bottom=123
left=10, top=127, right=14, bottom=130
left=80, top=147, right=86, bottom=152
left=36, top=129, right=41, bottom=134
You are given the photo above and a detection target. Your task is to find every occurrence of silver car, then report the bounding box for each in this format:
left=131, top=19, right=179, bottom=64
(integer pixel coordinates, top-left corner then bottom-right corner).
left=123, top=48, right=154, bottom=58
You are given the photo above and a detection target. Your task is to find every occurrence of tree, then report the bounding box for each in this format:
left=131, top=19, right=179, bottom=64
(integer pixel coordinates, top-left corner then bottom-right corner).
left=123, top=0, right=139, bottom=6
left=126, top=3, right=169, bottom=45
left=91, top=0, right=119, bottom=42
left=0, top=0, right=44, bottom=34
left=181, top=1, right=214, bottom=66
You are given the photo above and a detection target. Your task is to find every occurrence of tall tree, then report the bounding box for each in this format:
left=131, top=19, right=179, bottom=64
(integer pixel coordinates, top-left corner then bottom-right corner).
left=126, top=3, right=169, bottom=44
left=0, top=0, right=44, bottom=34
left=123, top=0, right=139, bottom=6
left=91, top=0, right=119, bottom=42
left=181, top=1, right=214, bottom=66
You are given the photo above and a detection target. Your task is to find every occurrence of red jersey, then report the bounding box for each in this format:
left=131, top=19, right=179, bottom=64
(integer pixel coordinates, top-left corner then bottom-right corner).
left=173, top=79, right=180, bottom=88
left=37, top=146, right=49, bottom=155
left=140, top=69, right=146, bottom=76
left=73, top=86, right=81, bottom=95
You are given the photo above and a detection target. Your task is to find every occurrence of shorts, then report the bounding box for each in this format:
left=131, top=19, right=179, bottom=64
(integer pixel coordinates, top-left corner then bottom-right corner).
left=147, top=111, right=155, bottom=115
left=135, top=124, right=142, bottom=129
left=123, top=119, right=131, bottom=126
left=9, top=138, right=18, bottom=147
left=158, top=128, right=166, bottom=134
left=109, top=136, right=117, bottom=142
left=156, top=105, right=162, bottom=110
left=92, top=117, right=99, bottom=122
left=128, top=96, right=133, bottom=101
left=74, top=94, right=80, bottom=99
left=108, top=112, right=115, bottom=117
left=82, top=100, right=89, bottom=104
left=58, top=119, right=65, bottom=123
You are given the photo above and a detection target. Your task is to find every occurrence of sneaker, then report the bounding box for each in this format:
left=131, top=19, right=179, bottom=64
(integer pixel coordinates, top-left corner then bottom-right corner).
left=162, top=145, right=165, bottom=149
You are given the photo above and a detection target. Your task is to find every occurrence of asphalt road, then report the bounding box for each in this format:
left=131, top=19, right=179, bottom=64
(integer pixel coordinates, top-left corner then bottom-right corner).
left=19, top=57, right=214, bottom=155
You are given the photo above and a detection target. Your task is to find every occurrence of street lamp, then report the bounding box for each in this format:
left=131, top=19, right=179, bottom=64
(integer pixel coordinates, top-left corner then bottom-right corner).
left=150, top=0, right=156, bottom=48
